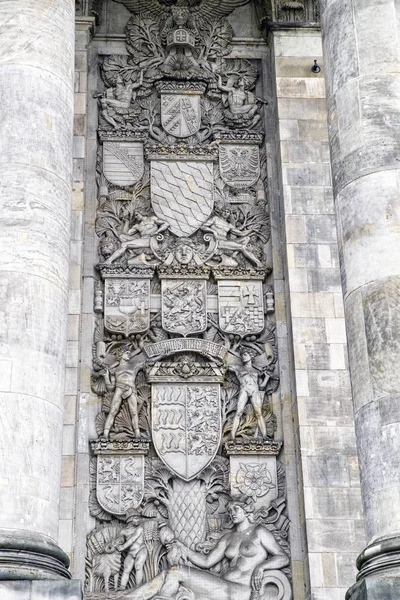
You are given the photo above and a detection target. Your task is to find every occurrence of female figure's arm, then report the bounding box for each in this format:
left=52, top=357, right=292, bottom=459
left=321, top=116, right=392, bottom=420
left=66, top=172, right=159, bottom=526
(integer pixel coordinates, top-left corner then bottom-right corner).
left=180, top=536, right=228, bottom=570
left=251, top=528, right=289, bottom=591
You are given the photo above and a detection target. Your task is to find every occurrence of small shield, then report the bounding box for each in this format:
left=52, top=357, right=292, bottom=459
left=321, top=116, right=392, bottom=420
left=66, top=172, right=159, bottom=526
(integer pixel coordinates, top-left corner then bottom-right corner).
left=104, top=278, right=150, bottom=336
left=161, top=94, right=201, bottom=138
left=219, top=144, right=260, bottom=189
left=162, top=279, right=207, bottom=336
left=97, top=455, right=144, bottom=516
left=151, top=160, right=214, bottom=237
left=152, top=383, right=221, bottom=481
left=218, top=280, right=264, bottom=336
left=103, top=142, right=144, bottom=186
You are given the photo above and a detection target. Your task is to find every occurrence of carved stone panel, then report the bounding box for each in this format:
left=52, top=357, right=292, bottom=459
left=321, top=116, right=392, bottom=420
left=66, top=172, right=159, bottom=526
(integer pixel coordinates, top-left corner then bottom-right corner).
left=230, top=455, right=279, bottom=510
left=151, top=160, right=214, bottom=237
left=104, top=277, right=150, bottom=336
left=161, top=93, right=202, bottom=138
left=103, top=142, right=144, bottom=186
left=96, top=455, right=144, bottom=516
left=152, top=382, right=221, bottom=480
left=219, top=144, right=260, bottom=189
left=218, top=279, right=265, bottom=335
left=161, top=279, right=207, bottom=336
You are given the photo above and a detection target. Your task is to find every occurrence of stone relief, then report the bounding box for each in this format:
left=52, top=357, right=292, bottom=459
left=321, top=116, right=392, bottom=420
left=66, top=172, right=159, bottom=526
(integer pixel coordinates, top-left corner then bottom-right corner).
left=254, top=0, right=319, bottom=24
left=87, top=1, right=291, bottom=598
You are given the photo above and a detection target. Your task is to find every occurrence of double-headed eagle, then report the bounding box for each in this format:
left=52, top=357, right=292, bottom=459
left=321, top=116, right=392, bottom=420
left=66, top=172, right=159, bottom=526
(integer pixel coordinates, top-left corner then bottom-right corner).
left=114, top=0, right=251, bottom=20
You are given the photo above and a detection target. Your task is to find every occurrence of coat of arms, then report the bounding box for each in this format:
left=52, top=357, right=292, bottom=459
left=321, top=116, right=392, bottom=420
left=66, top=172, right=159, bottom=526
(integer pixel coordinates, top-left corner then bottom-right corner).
left=103, top=142, right=144, bottom=187
left=218, top=280, right=264, bottom=335
left=151, top=160, right=214, bottom=237
left=161, top=93, right=201, bottom=138
left=162, top=279, right=207, bottom=336
left=151, top=381, right=221, bottom=480
left=104, top=278, right=150, bottom=336
left=219, top=144, right=260, bottom=189
left=96, top=455, right=144, bottom=516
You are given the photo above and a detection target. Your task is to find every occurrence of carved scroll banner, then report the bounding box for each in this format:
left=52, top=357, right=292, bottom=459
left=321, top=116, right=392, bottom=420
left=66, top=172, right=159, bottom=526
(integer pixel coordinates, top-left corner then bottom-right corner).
left=104, top=277, right=151, bottom=336
left=161, top=93, right=201, bottom=138
left=96, top=455, right=144, bottom=516
left=103, top=141, right=144, bottom=186
left=219, top=144, right=260, bottom=189
left=162, top=279, right=207, bottom=336
left=151, top=382, right=221, bottom=480
left=218, top=279, right=264, bottom=336
left=151, top=160, right=214, bottom=237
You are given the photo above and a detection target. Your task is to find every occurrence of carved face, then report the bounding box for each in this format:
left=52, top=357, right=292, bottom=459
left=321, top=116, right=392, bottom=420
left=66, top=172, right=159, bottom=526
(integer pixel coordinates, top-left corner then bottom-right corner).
left=228, top=503, right=246, bottom=524
left=175, top=245, right=193, bottom=265
left=127, top=516, right=140, bottom=527
left=241, top=352, right=251, bottom=364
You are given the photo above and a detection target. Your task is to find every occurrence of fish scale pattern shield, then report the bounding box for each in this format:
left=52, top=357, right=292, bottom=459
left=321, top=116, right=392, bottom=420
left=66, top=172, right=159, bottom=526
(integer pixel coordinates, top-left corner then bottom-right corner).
left=151, top=161, right=214, bottom=237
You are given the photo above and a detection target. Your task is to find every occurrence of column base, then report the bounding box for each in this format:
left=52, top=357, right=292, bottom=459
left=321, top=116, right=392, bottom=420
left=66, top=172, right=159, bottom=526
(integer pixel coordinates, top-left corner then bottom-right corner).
left=0, top=580, right=81, bottom=600
left=0, top=530, right=71, bottom=580
left=347, top=576, right=400, bottom=600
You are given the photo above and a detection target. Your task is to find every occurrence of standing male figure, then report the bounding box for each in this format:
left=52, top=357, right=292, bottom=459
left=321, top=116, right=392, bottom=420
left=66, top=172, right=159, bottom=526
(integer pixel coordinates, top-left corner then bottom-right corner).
left=102, top=349, right=144, bottom=439
left=117, top=509, right=148, bottom=589
left=228, top=352, right=270, bottom=439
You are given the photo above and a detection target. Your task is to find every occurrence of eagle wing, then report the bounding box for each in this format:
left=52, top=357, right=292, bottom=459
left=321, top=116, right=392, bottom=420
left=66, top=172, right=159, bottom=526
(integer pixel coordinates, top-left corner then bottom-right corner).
left=113, top=0, right=168, bottom=18
left=192, top=0, right=251, bottom=19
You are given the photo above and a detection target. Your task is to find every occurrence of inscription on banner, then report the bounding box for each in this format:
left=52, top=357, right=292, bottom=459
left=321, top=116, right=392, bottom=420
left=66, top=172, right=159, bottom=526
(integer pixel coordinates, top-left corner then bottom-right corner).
left=144, top=339, right=227, bottom=359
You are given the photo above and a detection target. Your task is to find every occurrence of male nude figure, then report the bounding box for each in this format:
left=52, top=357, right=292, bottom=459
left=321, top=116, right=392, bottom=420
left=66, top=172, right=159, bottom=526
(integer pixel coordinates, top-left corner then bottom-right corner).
left=201, top=208, right=263, bottom=268
left=102, top=350, right=143, bottom=439
left=105, top=213, right=169, bottom=264
left=217, top=75, right=259, bottom=118
left=117, top=509, right=148, bottom=589
left=228, top=352, right=270, bottom=439
left=101, top=72, right=143, bottom=129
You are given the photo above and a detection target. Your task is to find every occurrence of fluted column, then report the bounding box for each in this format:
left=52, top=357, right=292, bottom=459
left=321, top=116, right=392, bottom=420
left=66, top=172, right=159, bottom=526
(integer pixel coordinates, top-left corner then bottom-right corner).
left=0, top=0, right=74, bottom=579
left=320, top=0, right=400, bottom=596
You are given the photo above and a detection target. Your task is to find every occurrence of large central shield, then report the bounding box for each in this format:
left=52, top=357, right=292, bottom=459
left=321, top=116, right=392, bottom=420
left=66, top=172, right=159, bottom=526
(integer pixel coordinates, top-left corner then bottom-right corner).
left=151, top=160, right=214, bottom=237
left=161, top=94, right=201, bottom=138
left=96, top=455, right=144, bottom=516
left=152, top=383, right=221, bottom=481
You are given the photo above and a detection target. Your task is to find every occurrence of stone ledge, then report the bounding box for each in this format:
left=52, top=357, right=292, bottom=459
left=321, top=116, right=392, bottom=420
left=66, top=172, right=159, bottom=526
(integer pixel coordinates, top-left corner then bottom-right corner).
left=0, top=580, right=81, bottom=600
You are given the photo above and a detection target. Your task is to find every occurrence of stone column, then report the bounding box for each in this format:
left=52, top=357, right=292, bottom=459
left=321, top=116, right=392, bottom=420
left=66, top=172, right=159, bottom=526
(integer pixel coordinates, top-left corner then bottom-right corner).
left=0, top=0, right=75, bottom=581
left=320, top=0, right=400, bottom=596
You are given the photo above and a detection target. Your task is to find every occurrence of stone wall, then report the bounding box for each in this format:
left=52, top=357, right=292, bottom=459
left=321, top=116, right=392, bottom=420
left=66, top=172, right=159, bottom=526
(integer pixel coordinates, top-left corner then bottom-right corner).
left=273, top=28, right=365, bottom=599
left=59, top=16, right=95, bottom=569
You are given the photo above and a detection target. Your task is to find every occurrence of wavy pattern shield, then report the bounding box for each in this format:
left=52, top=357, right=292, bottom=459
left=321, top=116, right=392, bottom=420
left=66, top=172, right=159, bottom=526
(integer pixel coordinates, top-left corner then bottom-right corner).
left=151, top=161, right=214, bottom=237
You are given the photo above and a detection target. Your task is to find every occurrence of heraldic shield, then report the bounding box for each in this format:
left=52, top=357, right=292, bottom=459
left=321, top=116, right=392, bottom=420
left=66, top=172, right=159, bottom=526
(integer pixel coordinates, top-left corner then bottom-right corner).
left=96, top=455, right=144, bottom=516
left=219, top=144, right=260, bottom=189
left=218, top=280, right=265, bottom=336
left=151, top=160, right=214, bottom=237
left=103, top=141, right=144, bottom=187
left=151, top=383, right=221, bottom=481
left=104, top=278, right=150, bottom=336
left=162, top=279, right=207, bottom=336
left=161, top=93, right=201, bottom=138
